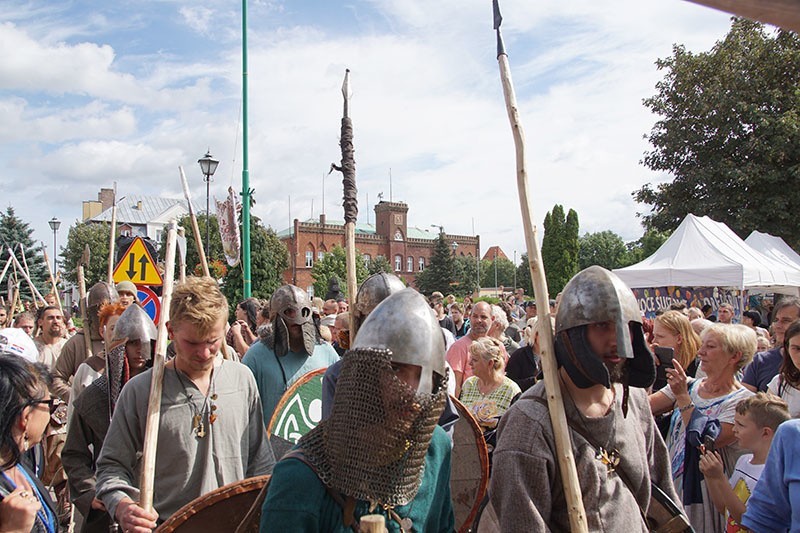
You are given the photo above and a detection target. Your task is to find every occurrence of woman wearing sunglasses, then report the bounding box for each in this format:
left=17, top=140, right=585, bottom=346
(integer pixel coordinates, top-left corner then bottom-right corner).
left=0, top=354, right=57, bottom=533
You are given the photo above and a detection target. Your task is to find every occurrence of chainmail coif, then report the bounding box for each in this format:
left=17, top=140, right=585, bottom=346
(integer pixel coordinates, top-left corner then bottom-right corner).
left=299, top=348, right=446, bottom=507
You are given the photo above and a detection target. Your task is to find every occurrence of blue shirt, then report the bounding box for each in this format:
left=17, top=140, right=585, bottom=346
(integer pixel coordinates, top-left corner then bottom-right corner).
left=243, top=340, right=339, bottom=424
left=742, top=347, right=782, bottom=392
left=741, top=419, right=800, bottom=532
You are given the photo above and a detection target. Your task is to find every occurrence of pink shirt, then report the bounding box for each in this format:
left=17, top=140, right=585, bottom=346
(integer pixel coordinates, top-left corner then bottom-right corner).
left=446, top=335, right=509, bottom=382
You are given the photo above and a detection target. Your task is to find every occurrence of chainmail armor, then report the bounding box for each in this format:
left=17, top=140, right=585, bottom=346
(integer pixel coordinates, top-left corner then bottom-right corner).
left=299, top=348, right=447, bottom=506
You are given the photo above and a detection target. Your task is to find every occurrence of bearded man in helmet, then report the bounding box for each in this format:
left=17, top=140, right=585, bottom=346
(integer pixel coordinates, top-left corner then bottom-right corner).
left=62, top=303, right=155, bottom=533
left=243, top=284, right=339, bottom=423
left=52, top=281, right=118, bottom=401
left=261, top=288, right=455, bottom=532
left=489, top=266, right=682, bottom=531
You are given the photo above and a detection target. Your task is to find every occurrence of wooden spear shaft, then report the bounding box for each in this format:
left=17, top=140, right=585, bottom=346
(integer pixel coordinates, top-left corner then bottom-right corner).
left=8, top=248, right=47, bottom=307
left=139, top=219, right=178, bottom=513
left=16, top=245, right=45, bottom=308
left=179, top=166, right=211, bottom=278
left=493, top=3, right=587, bottom=530
left=41, top=243, right=63, bottom=315
left=107, top=182, right=118, bottom=284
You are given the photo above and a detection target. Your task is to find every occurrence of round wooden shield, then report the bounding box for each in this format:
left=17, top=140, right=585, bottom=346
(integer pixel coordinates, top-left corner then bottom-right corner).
left=267, top=368, right=326, bottom=452
left=450, top=396, right=490, bottom=533
left=156, top=475, right=270, bottom=533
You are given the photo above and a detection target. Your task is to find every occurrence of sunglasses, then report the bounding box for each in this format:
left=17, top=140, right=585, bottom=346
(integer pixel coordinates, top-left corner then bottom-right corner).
left=28, top=397, right=59, bottom=415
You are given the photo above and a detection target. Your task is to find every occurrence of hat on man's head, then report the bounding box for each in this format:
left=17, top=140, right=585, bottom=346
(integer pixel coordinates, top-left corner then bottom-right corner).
left=116, top=281, right=137, bottom=295
left=524, top=300, right=537, bottom=308
left=0, top=328, right=38, bottom=362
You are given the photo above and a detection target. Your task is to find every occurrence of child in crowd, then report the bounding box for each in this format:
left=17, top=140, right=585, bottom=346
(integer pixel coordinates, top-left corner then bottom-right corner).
left=698, top=393, right=790, bottom=532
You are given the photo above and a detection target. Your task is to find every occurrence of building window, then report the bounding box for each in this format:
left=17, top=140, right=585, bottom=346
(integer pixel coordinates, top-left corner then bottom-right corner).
left=407, top=256, right=413, bottom=272
left=318, top=250, right=325, bottom=261
left=394, top=255, right=402, bottom=272
left=418, top=257, right=425, bottom=272
left=305, top=251, right=314, bottom=268
left=363, top=254, right=371, bottom=267
left=307, top=286, right=314, bottom=298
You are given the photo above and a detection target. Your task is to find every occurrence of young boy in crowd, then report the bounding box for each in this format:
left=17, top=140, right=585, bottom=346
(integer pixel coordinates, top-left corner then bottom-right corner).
left=698, top=393, right=790, bottom=532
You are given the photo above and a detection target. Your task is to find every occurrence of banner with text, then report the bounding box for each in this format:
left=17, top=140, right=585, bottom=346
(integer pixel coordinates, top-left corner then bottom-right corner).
left=632, top=286, right=745, bottom=320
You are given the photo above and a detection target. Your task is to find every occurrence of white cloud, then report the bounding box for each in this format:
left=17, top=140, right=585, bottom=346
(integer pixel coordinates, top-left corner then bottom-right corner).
left=0, top=0, right=736, bottom=274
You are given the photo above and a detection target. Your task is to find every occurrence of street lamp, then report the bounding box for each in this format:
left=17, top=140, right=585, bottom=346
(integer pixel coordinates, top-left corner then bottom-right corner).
left=48, top=217, right=60, bottom=278
left=494, top=250, right=498, bottom=297
left=513, top=250, right=517, bottom=292
left=198, top=150, right=220, bottom=259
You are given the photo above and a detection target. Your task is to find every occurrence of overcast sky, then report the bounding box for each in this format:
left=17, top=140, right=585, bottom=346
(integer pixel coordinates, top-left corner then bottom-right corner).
left=1, top=0, right=736, bottom=270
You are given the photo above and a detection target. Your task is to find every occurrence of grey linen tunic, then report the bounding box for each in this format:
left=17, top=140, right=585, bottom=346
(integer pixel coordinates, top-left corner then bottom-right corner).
left=95, top=358, right=275, bottom=522
left=490, top=381, right=679, bottom=532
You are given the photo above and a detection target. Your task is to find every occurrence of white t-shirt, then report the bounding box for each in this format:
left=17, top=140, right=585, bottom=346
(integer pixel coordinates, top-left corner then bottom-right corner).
left=767, top=374, right=800, bottom=418
left=726, top=454, right=764, bottom=532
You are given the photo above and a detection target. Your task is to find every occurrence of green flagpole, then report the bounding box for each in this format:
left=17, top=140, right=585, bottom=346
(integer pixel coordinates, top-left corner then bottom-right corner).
left=241, top=0, right=252, bottom=297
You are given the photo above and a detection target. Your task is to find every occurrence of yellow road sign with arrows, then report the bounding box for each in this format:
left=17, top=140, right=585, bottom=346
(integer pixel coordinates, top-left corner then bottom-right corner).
left=113, top=237, right=163, bottom=286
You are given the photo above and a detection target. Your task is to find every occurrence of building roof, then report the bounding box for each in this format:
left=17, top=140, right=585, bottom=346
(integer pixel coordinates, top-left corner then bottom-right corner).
left=90, top=195, right=193, bottom=226
left=277, top=218, right=441, bottom=241
left=482, top=245, right=508, bottom=261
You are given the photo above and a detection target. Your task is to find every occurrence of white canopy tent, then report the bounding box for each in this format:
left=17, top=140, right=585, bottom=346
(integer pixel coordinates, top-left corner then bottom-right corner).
left=745, top=231, right=800, bottom=271
left=613, top=214, right=800, bottom=295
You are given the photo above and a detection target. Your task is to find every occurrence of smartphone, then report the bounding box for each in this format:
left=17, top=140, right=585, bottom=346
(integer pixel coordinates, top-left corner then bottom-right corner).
left=654, top=346, right=675, bottom=368
left=703, top=435, right=715, bottom=454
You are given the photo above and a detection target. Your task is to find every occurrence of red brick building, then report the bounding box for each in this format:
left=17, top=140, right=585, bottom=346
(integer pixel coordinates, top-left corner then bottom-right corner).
left=278, top=200, right=480, bottom=297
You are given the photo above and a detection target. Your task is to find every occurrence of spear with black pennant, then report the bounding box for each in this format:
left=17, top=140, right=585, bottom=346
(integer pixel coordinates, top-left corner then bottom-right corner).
left=492, top=2, right=588, bottom=530
left=329, top=69, right=358, bottom=340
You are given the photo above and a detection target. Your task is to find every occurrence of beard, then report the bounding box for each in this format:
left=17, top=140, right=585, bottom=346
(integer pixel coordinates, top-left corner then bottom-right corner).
left=605, top=360, right=625, bottom=383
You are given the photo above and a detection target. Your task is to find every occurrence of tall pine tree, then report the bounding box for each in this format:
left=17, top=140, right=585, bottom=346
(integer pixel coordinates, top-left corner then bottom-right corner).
left=415, top=233, right=457, bottom=296
left=0, top=207, right=50, bottom=300
left=541, top=204, right=580, bottom=295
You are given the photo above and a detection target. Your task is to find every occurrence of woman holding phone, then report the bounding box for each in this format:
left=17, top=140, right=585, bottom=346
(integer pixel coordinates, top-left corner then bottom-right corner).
left=651, top=310, right=702, bottom=390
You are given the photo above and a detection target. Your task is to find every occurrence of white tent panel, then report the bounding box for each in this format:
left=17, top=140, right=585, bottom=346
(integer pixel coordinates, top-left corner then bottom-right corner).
left=745, top=231, right=800, bottom=271
left=614, top=214, right=800, bottom=291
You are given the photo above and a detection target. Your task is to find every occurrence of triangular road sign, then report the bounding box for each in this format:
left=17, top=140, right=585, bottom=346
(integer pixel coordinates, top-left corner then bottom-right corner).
left=113, top=237, right=164, bottom=286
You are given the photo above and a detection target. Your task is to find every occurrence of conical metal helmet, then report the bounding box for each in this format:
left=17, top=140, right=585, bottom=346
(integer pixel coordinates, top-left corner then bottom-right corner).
left=556, top=265, right=642, bottom=361
left=352, top=288, right=446, bottom=395
left=88, top=281, right=119, bottom=308
left=113, top=303, right=157, bottom=344
left=352, top=273, right=406, bottom=335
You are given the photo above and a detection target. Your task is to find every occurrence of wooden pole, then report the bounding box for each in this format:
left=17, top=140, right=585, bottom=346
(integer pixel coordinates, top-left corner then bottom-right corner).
left=177, top=227, right=187, bottom=284
left=8, top=248, right=47, bottom=307
left=41, top=243, right=63, bottom=315
left=77, top=246, right=92, bottom=359
left=492, top=2, right=587, bottom=531
left=16, top=245, right=45, bottom=308
left=358, top=515, right=386, bottom=533
left=179, top=166, right=211, bottom=278
left=139, top=219, right=178, bottom=513
left=107, top=182, right=118, bottom=284
left=0, top=256, right=13, bottom=290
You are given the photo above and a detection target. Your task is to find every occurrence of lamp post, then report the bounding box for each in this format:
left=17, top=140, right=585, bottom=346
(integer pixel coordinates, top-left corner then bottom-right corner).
left=198, top=150, right=220, bottom=260
left=494, top=250, right=498, bottom=297
left=513, top=249, right=517, bottom=292
left=48, top=217, right=60, bottom=278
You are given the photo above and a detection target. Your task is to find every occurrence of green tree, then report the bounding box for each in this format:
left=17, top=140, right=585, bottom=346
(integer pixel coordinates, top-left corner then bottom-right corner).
left=453, top=256, right=479, bottom=297
left=541, top=205, right=580, bottom=295
left=626, top=229, right=671, bottom=264
left=0, top=207, right=50, bottom=299
left=311, top=245, right=368, bottom=300
left=221, top=217, right=289, bottom=309
left=415, top=233, right=457, bottom=296
left=516, top=253, right=533, bottom=296
left=579, top=231, right=630, bottom=270
left=61, top=221, right=111, bottom=288
left=635, top=19, right=800, bottom=247
left=480, top=256, right=516, bottom=288
left=367, top=255, right=392, bottom=275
